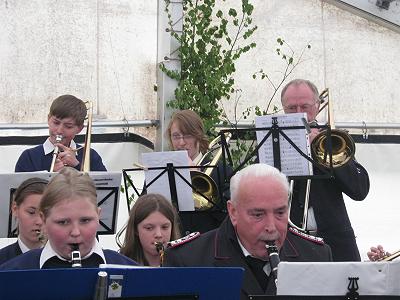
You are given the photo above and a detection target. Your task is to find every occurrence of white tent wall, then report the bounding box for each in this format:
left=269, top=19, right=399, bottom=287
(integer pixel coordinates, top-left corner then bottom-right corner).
left=345, top=141, right=400, bottom=260
left=0, top=1, right=398, bottom=132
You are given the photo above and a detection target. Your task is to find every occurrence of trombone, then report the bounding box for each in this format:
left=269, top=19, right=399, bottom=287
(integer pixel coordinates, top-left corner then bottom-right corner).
left=288, top=88, right=356, bottom=232
left=311, top=88, right=355, bottom=168
left=191, top=132, right=232, bottom=210
left=81, top=100, right=93, bottom=172
left=378, top=250, right=400, bottom=262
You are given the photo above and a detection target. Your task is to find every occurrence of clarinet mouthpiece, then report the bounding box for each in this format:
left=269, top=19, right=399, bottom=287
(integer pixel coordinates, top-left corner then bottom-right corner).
left=71, top=243, right=82, bottom=268
left=155, top=242, right=164, bottom=254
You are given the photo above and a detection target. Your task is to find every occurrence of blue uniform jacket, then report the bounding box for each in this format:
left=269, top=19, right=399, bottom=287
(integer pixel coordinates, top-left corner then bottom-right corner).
left=15, top=144, right=106, bottom=172
left=0, top=248, right=137, bottom=270
left=0, top=242, right=22, bottom=265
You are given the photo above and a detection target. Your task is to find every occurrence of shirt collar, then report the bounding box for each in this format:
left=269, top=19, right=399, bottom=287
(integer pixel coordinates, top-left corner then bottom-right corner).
left=236, top=234, right=271, bottom=275
left=43, top=137, right=77, bottom=155
left=17, top=236, right=31, bottom=254
left=40, top=239, right=105, bottom=269
left=192, top=152, right=203, bottom=165
left=236, top=234, right=252, bottom=257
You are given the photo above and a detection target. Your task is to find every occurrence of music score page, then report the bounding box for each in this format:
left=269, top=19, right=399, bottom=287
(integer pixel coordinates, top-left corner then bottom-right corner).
left=255, top=113, right=312, bottom=177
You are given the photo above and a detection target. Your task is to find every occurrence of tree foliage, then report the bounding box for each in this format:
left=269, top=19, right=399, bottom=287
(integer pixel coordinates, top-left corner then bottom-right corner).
left=160, top=0, right=257, bottom=136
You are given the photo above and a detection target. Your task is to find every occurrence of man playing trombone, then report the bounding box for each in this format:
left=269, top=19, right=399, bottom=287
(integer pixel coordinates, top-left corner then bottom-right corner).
left=281, top=79, right=370, bottom=262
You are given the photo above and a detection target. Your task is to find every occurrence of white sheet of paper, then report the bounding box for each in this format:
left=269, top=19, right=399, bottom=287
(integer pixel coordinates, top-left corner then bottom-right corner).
left=141, top=151, right=194, bottom=211
left=277, top=261, right=400, bottom=295
left=0, top=171, right=121, bottom=237
left=255, top=113, right=312, bottom=176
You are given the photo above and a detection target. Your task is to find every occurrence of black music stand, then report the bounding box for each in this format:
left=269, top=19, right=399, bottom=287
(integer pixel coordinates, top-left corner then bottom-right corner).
left=219, top=116, right=334, bottom=181
left=122, top=148, right=232, bottom=234
left=1, top=172, right=121, bottom=238
left=217, top=114, right=335, bottom=231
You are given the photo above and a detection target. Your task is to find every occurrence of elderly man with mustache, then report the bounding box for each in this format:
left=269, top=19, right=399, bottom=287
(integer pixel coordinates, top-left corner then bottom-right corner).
left=164, top=163, right=332, bottom=299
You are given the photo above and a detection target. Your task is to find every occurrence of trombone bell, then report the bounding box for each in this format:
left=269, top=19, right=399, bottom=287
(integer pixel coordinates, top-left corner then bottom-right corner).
left=311, top=129, right=355, bottom=168
left=191, top=132, right=232, bottom=211
left=311, top=88, right=355, bottom=169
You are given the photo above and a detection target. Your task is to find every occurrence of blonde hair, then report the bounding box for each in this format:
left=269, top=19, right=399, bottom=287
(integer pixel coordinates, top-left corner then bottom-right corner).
left=40, top=167, right=97, bottom=218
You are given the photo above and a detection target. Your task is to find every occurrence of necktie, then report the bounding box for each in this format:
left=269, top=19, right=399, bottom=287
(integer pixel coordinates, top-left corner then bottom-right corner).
left=245, top=256, right=269, bottom=291
left=43, top=253, right=104, bottom=269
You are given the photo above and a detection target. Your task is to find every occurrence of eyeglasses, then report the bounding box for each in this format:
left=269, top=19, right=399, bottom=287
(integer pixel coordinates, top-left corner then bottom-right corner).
left=171, top=134, right=195, bottom=141
left=283, top=102, right=318, bottom=113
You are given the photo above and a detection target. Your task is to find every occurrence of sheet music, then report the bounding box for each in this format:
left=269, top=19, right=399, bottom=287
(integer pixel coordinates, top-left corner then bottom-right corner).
left=0, top=171, right=121, bottom=237
left=277, top=261, right=400, bottom=295
left=255, top=113, right=312, bottom=176
left=141, top=151, right=194, bottom=211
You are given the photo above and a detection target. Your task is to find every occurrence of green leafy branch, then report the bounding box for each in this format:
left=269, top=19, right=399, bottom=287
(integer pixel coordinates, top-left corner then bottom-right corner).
left=221, top=38, right=312, bottom=168
left=160, top=0, right=257, bottom=136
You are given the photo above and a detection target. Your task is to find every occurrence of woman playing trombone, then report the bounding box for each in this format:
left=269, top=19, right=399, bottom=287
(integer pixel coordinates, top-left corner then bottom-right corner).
left=166, top=110, right=233, bottom=232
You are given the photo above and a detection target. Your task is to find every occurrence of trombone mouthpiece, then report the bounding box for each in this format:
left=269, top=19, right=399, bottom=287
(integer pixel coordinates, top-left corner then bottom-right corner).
left=55, top=135, right=63, bottom=143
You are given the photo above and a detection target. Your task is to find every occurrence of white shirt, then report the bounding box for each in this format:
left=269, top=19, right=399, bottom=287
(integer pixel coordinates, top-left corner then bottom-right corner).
left=306, top=207, right=318, bottom=231
left=17, top=236, right=31, bottom=254
left=236, top=234, right=271, bottom=276
left=43, top=137, right=78, bottom=156
left=39, top=239, right=106, bottom=269
left=191, top=152, right=203, bottom=166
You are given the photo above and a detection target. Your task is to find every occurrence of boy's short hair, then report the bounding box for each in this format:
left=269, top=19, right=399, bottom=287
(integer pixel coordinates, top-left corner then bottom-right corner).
left=49, top=95, right=87, bottom=127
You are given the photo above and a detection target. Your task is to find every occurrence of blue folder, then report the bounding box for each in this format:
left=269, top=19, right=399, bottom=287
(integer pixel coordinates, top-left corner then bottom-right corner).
left=0, top=267, right=244, bottom=300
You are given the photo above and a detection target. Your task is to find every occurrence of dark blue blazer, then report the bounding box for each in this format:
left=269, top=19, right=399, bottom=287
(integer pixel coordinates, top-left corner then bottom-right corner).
left=0, top=248, right=137, bottom=270
left=0, top=242, right=22, bottom=265
left=15, top=144, right=106, bottom=172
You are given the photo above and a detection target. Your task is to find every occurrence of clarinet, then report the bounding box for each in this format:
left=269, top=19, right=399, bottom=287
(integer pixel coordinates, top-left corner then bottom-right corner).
left=266, top=241, right=280, bottom=284
left=93, top=271, right=108, bottom=300
left=155, top=242, right=165, bottom=266
left=71, top=243, right=82, bottom=268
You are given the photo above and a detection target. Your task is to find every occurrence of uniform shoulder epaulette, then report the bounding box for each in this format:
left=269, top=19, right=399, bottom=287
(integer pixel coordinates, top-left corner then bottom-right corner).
left=167, top=232, right=200, bottom=248
left=288, top=227, right=325, bottom=245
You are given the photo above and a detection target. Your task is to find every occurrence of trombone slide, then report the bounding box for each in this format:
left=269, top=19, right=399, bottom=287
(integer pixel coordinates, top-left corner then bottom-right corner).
left=288, top=179, right=310, bottom=232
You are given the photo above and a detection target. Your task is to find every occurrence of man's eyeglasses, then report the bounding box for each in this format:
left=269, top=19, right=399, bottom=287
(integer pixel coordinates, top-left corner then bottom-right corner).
left=283, top=102, right=318, bottom=113
left=171, top=134, right=195, bottom=141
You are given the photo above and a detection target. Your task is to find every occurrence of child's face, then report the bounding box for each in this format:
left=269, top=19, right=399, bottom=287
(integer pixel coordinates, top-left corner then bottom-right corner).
left=48, top=116, right=84, bottom=146
left=42, top=197, right=100, bottom=259
left=137, top=211, right=172, bottom=261
left=12, top=194, right=43, bottom=248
